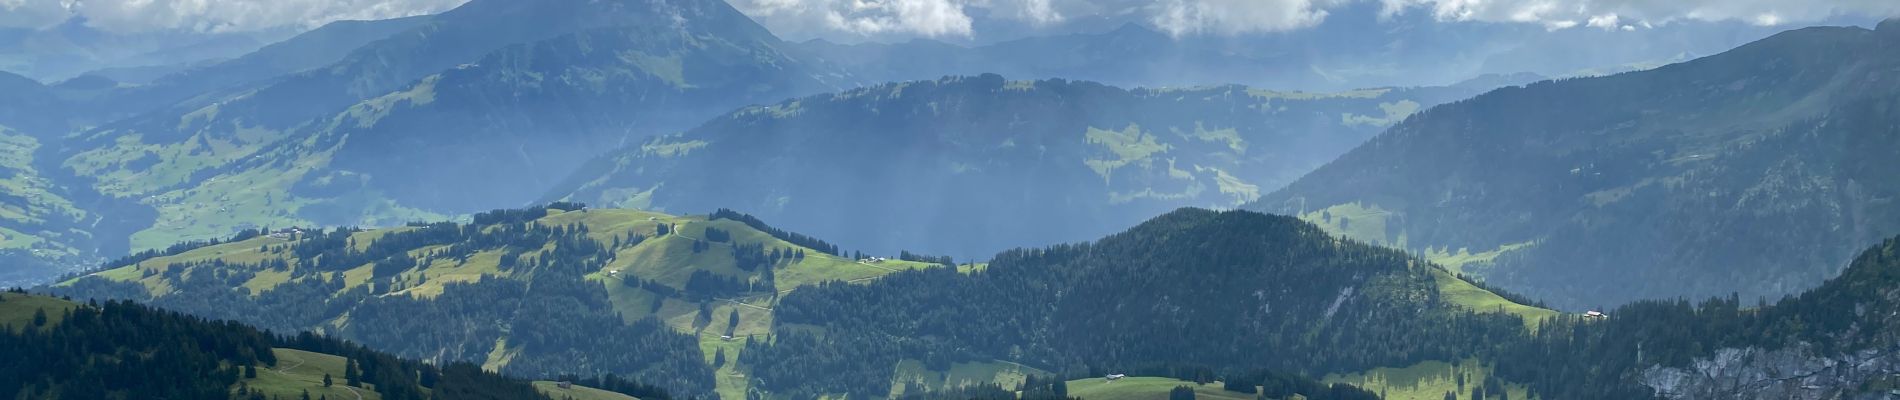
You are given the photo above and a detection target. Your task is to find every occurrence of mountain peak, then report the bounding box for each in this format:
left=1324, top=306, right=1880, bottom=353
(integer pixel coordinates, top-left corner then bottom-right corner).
left=1105, top=22, right=1167, bottom=40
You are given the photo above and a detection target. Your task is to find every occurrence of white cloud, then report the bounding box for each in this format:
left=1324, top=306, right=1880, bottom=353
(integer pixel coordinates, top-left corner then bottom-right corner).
left=7, top=0, right=1898, bottom=38
left=1018, top=0, right=1063, bottom=25
left=0, top=0, right=466, bottom=33
left=733, top=0, right=1348, bottom=40
left=1378, top=0, right=1900, bottom=29
left=0, top=0, right=74, bottom=29
left=734, top=0, right=975, bottom=38
left=1150, top=0, right=1337, bottom=36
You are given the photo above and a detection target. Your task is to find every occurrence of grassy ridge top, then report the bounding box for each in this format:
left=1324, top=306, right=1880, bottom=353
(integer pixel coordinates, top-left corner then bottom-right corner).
left=0, top=292, right=77, bottom=331
left=75, top=207, right=934, bottom=306
left=53, top=205, right=946, bottom=397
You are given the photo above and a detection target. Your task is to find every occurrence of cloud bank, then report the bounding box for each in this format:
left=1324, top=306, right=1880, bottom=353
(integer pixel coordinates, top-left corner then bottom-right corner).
left=740, top=0, right=1900, bottom=40
left=0, top=0, right=466, bottom=33
left=1379, top=0, right=1900, bottom=31
left=2, top=0, right=1896, bottom=38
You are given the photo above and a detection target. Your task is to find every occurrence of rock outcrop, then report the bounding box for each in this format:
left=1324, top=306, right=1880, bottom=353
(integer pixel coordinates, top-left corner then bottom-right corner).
left=1643, top=344, right=1900, bottom=400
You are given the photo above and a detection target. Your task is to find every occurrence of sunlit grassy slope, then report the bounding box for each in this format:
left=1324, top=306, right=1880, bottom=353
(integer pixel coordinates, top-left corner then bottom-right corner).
left=242, top=348, right=384, bottom=400
left=1323, top=359, right=1530, bottom=400
left=533, top=381, right=640, bottom=400
left=0, top=292, right=79, bottom=332
left=1298, top=202, right=1560, bottom=329
left=0, top=128, right=86, bottom=262
left=1065, top=377, right=1256, bottom=400
left=1429, top=268, right=1559, bottom=330
left=889, top=359, right=1048, bottom=397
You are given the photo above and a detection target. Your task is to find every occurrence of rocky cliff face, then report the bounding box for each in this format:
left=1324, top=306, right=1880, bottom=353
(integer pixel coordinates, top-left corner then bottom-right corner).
left=1643, top=345, right=1900, bottom=400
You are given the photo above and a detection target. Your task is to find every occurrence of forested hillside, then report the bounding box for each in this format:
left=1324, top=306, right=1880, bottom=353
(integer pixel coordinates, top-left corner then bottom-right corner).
left=0, top=290, right=586, bottom=400
left=47, top=204, right=946, bottom=398
left=732, top=209, right=1900, bottom=400
left=1252, top=19, right=1900, bottom=308
left=1488, top=234, right=1900, bottom=399
left=746, top=208, right=1540, bottom=397
left=553, top=74, right=1496, bottom=259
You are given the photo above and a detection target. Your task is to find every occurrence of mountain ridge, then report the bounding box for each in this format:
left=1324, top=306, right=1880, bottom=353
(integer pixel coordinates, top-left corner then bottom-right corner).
left=1247, top=22, right=1900, bottom=308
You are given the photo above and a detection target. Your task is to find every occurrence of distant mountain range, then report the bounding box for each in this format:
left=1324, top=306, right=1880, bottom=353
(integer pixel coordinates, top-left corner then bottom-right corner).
left=0, top=0, right=1551, bottom=284
left=1251, top=19, right=1900, bottom=309
left=550, top=74, right=1512, bottom=258
left=1, top=0, right=844, bottom=286
left=0, top=0, right=1888, bottom=312
left=0, top=18, right=292, bottom=82
left=9, top=3, right=1900, bottom=400
left=785, top=0, right=1818, bottom=92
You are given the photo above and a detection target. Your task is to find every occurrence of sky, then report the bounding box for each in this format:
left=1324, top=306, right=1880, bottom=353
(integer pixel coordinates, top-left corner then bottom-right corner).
left=2, top=0, right=1896, bottom=39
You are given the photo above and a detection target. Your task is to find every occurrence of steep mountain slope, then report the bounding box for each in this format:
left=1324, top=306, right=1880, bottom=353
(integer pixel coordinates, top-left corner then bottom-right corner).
left=1249, top=20, right=1900, bottom=309
left=48, top=205, right=943, bottom=398
left=744, top=208, right=1542, bottom=397
left=0, top=291, right=581, bottom=400
left=51, top=0, right=839, bottom=258
left=309, top=22, right=831, bottom=214
left=1491, top=234, right=1900, bottom=399
left=0, top=126, right=91, bottom=287
left=552, top=74, right=1496, bottom=259
left=0, top=72, right=70, bottom=137
left=0, top=72, right=93, bottom=287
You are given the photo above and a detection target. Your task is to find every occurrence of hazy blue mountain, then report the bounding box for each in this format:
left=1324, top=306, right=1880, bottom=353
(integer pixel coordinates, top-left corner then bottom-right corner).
left=43, top=0, right=841, bottom=269
left=1250, top=19, right=1900, bottom=309
left=552, top=74, right=1506, bottom=259
left=0, top=0, right=1852, bottom=289
left=0, top=71, right=67, bottom=136
left=298, top=20, right=834, bottom=215
left=63, top=15, right=435, bottom=120
left=0, top=18, right=286, bottom=82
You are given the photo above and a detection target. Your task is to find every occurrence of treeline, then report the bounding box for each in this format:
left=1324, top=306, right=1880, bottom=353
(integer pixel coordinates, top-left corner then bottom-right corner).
left=0, top=290, right=561, bottom=400
left=55, top=231, right=250, bottom=283
left=731, top=242, right=805, bottom=272
left=1450, top=271, right=1551, bottom=310
left=472, top=202, right=587, bottom=225
left=898, top=250, right=953, bottom=266
left=551, top=373, right=673, bottom=399
left=892, top=369, right=1375, bottom=400
left=747, top=209, right=1529, bottom=397
left=710, top=209, right=840, bottom=255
